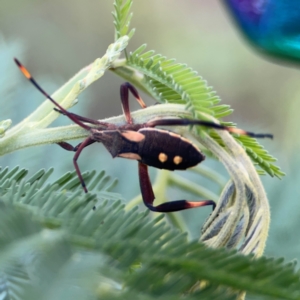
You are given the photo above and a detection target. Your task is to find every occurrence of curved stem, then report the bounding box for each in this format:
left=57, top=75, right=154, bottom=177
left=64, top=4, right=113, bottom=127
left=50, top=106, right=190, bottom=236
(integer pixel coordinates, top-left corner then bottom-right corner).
left=218, top=131, right=270, bottom=256
left=197, top=132, right=247, bottom=248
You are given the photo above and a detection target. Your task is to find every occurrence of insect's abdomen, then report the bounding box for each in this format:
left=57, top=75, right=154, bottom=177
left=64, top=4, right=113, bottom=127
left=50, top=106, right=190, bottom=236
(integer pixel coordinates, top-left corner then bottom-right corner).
left=137, top=128, right=205, bottom=170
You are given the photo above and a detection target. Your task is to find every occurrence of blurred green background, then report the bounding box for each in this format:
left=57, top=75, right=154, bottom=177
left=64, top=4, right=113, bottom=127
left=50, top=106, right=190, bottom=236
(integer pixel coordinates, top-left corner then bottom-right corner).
left=0, top=1, right=299, bottom=263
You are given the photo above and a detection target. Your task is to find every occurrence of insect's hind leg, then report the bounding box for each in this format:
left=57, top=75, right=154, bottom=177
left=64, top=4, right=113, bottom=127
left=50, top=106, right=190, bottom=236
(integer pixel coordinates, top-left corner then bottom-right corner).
left=120, top=82, right=147, bottom=124
left=138, top=162, right=216, bottom=212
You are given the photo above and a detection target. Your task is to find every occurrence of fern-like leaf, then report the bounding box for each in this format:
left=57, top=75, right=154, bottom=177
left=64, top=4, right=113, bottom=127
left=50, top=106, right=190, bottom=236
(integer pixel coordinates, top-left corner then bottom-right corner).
left=0, top=167, right=298, bottom=299
left=126, top=46, right=283, bottom=178
left=0, top=262, right=30, bottom=300
left=0, top=167, right=122, bottom=228
left=237, top=135, right=285, bottom=178
left=113, top=0, right=135, bottom=41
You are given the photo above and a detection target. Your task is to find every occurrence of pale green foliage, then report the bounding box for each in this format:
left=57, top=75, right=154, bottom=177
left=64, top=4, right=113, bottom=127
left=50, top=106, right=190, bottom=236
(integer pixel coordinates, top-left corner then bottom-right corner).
left=0, top=167, right=299, bottom=300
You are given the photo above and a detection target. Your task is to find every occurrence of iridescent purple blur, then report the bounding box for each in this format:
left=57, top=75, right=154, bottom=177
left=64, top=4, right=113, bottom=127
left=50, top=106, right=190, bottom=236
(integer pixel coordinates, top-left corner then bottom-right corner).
left=223, top=0, right=300, bottom=63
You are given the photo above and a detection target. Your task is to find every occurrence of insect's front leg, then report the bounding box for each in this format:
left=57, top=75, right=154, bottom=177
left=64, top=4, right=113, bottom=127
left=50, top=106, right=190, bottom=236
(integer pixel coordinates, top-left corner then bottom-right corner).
left=57, top=138, right=97, bottom=193
left=120, top=82, right=147, bottom=124
left=70, top=137, right=96, bottom=193
left=57, top=138, right=96, bottom=152
left=57, top=142, right=79, bottom=152
left=138, top=162, right=216, bottom=212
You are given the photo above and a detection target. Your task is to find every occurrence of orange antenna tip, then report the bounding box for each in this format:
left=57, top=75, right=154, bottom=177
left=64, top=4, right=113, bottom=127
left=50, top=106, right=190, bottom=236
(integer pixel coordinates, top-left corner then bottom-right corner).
left=14, top=58, right=31, bottom=79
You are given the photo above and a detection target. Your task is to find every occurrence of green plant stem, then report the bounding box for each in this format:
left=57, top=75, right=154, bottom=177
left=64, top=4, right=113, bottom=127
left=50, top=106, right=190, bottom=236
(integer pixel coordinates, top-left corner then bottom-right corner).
left=190, top=166, right=226, bottom=190
left=0, top=104, right=191, bottom=157
left=169, top=173, right=219, bottom=202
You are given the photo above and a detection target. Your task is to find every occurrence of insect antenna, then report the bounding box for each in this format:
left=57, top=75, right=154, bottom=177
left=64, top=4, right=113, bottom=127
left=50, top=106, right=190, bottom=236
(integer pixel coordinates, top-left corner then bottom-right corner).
left=188, top=120, right=273, bottom=139
left=14, top=58, right=92, bottom=130
left=147, top=119, right=273, bottom=139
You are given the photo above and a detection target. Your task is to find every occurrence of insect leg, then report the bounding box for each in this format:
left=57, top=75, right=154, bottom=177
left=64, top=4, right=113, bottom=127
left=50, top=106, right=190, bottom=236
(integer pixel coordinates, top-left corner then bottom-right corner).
left=138, top=162, right=215, bottom=212
left=146, top=119, right=273, bottom=139
left=57, top=142, right=77, bottom=151
left=57, top=139, right=96, bottom=152
left=69, top=137, right=96, bottom=193
left=120, top=82, right=147, bottom=124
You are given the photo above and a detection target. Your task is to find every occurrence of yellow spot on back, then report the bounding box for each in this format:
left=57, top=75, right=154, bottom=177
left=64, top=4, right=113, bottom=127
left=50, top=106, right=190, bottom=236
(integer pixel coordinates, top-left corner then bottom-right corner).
left=158, top=153, right=168, bottom=163
left=173, top=156, right=183, bottom=165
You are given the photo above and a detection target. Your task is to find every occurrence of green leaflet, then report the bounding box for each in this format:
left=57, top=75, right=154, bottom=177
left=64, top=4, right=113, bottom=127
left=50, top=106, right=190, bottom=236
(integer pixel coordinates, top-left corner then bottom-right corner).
left=113, top=0, right=135, bottom=41
left=238, top=135, right=284, bottom=178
